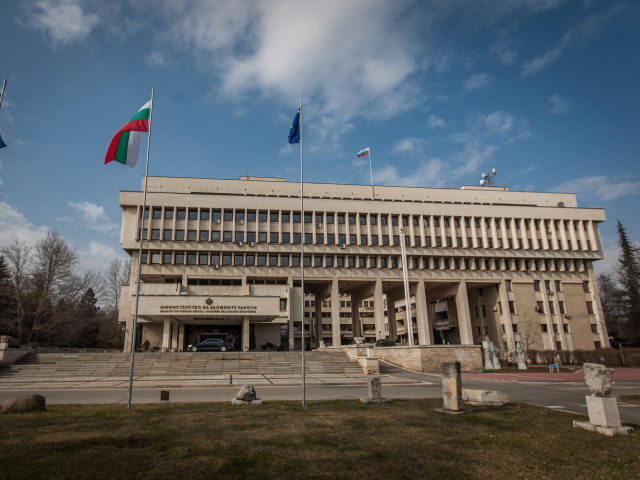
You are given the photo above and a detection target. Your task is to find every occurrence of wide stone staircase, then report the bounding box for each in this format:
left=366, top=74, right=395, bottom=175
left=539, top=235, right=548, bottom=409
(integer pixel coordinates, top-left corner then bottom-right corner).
left=0, top=350, right=364, bottom=380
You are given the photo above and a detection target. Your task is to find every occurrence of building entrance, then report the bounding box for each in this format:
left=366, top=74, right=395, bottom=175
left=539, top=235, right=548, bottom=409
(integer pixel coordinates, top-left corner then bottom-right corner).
left=185, top=325, right=241, bottom=350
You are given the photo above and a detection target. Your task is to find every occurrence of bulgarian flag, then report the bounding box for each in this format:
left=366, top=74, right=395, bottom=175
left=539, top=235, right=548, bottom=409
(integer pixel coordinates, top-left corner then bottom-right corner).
left=105, top=100, right=151, bottom=167
left=357, top=147, right=370, bottom=157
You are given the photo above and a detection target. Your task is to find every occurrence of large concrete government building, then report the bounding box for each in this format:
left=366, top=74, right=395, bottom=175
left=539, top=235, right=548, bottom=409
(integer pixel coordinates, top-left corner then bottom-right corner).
left=118, top=176, right=609, bottom=357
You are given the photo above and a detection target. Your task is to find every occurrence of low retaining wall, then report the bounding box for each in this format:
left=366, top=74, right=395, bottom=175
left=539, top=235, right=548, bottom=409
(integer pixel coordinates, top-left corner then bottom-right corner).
left=0, top=349, right=27, bottom=365
left=330, top=345, right=483, bottom=373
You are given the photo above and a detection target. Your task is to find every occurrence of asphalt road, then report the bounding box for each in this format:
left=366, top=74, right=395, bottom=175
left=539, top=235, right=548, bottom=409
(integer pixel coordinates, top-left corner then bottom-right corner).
left=2, top=362, right=639, bottom=425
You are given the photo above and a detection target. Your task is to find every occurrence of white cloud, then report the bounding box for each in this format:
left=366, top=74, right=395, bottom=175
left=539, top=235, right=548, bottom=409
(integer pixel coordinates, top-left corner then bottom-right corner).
left=0, top=202, right=49, bottom=247
left=549, top=94, right=570, bottom=114
left=428, top=114, right=447, bottom=129
left=552, top=175, right=640, bottom=202
left=23, top=0, right=99, bottom=46
left=390, top=138, right=425, bottom=155
left=463, top=73, right=493, bottom=92
left=76, top=240, right=125, bottom=273
left=374, top=158, right=448, bottom=188
left=68, top=200, right=119, bottom=234
left=489, top=38, right=518, bottom=65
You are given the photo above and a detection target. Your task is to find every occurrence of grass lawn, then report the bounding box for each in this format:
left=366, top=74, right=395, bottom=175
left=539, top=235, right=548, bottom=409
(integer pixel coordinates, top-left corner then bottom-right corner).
left=1, top=399, right=638, bottom=479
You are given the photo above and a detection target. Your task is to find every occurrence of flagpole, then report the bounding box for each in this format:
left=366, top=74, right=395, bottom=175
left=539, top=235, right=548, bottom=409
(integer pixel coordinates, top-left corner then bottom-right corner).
left=0, top=79, right=6, bottom=110
left=128, top=88, right=154, bottom=409
left=368, top=147, right=375, bottom=200
left=299, top=98, right=306, bottom=408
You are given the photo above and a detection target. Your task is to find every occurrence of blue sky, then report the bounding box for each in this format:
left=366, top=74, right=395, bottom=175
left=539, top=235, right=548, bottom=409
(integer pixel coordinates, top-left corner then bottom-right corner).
left=0, top=0, right=638, bottom=275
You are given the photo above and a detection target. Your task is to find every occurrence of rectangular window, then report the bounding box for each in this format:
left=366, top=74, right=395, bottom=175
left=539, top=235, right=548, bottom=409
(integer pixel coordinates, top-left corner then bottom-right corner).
left=282, top=212, right=290, bottom=222
left=508, top=301, right=516, bottom=314
left=153, top=208, right=162, bottom=219
left=187, top=230, right=197, bottom=241
left=293, top=212, right=301, bottom=223
left=293, top=233, right=301, bottom=244
left=259, top=211, right=267, bottom=222
left=337, top=214, right=345, bottom=224
left=292, top=256, right=300, bottom=267
left=391, top=216, right=398, bottom=226
left=163, top=230, right=172, bottom=241
left=187, top=253, right=196, bottom=265
left=549, top=302, right=555, bottom=314
left=247, top=211, right=255, bottom=222
left=370, top=257, right=376, bottom=268
left=349, top=234, right=357, bottom=245
left=200, top=210, right=209, bottom=220
left=258, top=232, right=267, bottom=243
left=282, top=232, right=290, bottom=243
left=245, top=254, right=254, bottom=266
left=316, top=234, right=324, bottom=244
left=211, top=231, right=220, bottom=242
left=270, top=232, right=279, bottom=243
left=270, top=212, right=279, bottom=222
left=325, top=256, right=333, bottom=267
left=348, top=256, right=355, bottom=268
left=235, top=254, right=243, bottom=266
left=236, top=232, right=244, bottom=242
left=304, top=256, right=311, bottom=267
left=164, top=209, right=174, bottom=219
left=176, top=209, right=186, bottom=219
left=212, top=210, right=221, bottom=221
left=211, top=254, right=220, bottom=265
left=304, top=212, right=312, bottom=223
left=359, top=257, right=366, bottom=268
left=583, top=281, right=590, bottom=292
left=257, top=255, right=266, bottom=266
left=380, top=257, right=387, bottom=268
left=505, top=280, right=512, bottom=291
left=512, top=324, right=519, bottom=333
left=224, top=232, right=233, bottom=242
left=222, top=254, right=232, bottom=265
left=555, top=280, right=562, bottom=291
left=200, top=231, right=209, bottom=241
left=269, top=255, right=278, bottom=266
left=360, top=235, right=367, bottom=245
left=280, top=299, right=287, bottom=311
left=175, top=253, right=184, bottom=264
left=236, top=211, right=245, bottom=222
left=163, top=253, right=172, bottom=264
left=536, top=301, right=545, bottom=313
left=199, top=253, right=208, bottom=265
left=563, top=324, right=569, bottom=333
left=140, top=252, right=148, bottom=264
left=336, top=256, right=344, bottom=267
left=188, top=209, right=198, bottom=220
left=559, top=301, right=566, bottom=314
left=371, top=235, right=378, bottom=246
left=534, top=280, right=541, bottom=291
left=586, top=301, right=594, bottom=315
left=555, top=341, right=562, bottom=350
left=590, top=324, right=598, bottom=333
left=151, top=229, right=161, bottom=240
left=280, top=255, right=289, bottom=267
left=541, top=324, right=548, bottom=333
left=304, top=233, right=312, bottom=244
left=314, top=256, right=322, bottom=267
left=151, top=253, right=161, bottom=264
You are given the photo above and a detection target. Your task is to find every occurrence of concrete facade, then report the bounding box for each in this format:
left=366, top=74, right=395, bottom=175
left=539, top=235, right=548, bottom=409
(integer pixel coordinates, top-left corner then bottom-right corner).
left=117, top=176, right=609, bottom=358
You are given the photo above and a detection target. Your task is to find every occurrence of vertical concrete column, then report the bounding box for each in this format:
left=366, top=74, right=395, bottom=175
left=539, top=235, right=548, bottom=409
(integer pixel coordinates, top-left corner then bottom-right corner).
left=558, top=221, right=569, bottom=251
left=568, top=220, right=579, bottom=251
left=386, top=294, right=398, bottom=341
left=470, top=217, right=479, bottom=248
left=441, top=361, right=463, bottom=412
left=414, top=280, right=433, bottom=345
left=162, top=318, right=172, bottom=352
left=351, top=300, right=362, bottom=337
left=171, top=319, right=179, bottom=351
left=498, top=280, right=516, bottom=353
left=455, top=279, right=474, bottom=345
left=578, top=220, right=589, bottom=252
left=510, top=218, right=520, bottom=249
left=540, top=220, right=550, bottom=250
left=490, top=218, right=498, bottom=250
left=242, top=316, right=250, bottom=352
left=429, top=216, right=437, bottom=247
left=373, top=279, right=386, bottom=341
left=549, top=221, right=560, bottom=250
left=500, top=218, right=509, bottom=249
left=331, top=279, right=341, bottom=346
left=176, top=322, right=185, bottom=352
left=314, top=297, right=323, bottom=348
left=520, top=218, right=530, bottom=250
left=480, top=217, right=489, bottom=247
left=529, top=219, right=540, bottom=250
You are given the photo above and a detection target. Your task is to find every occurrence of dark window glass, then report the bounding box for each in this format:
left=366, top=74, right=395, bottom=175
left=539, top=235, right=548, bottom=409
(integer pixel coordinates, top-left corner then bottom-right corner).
left=271, top=232, right=279, bottom=243
left=316, top=234, right=323, bottom=244
left=187, top=230, right=197, bottom=241
left=175, top=253, right=184, bottom=264
left=163, top=253, right=172, bottom=264
left=270, top=212, right=279, bottom=222
left=153, top=208, right=162, bottom=219
left=224, top=211, right=233, bottom=221
left=234, top=255, right=243, bottom=266
left=236, top=232, right=244, bottom=242
left=325, top=256, right=333, bottom=267
left=188, top=209, right=198, bottom=220
left=140, top=252, right=148, bottom=263
left=293, top=212, right=301, bottom=223
left=151, top=253, right=160, bottom=264
left=280, top=255, right=289, bottom=266
left=337, top=214, right=345, bottom=224
left=304, top=212, right=312, bottom=223
left=211, top=231, right=220, bottom=242
left=165, top=209, right=173, bottom=219
left=212, top=210, right=221, bottom=221
left=246, top=255, right=255, bottom=266
left=258, top=232, right=267, bottom=243
left=247, top=232, right=255, bottom=243
left=176, top=209, right=186, bottom=219
left=304, top=233, right=312, bottom=244
left=200, top=210, right=209, bottom=220
left=293, top=233, right=301, bottom=243
left=223, top=232, right=232, bottom=242
left=200, top=231, right=209, bottom=241
left=222, top=254, right=232, bottom=265
left=163, top=230, right=172, bottom=241
left=187, top=253, right=196, bottom=265
left=236, top=211, right=245, bottom=221
left=257, top=255, right=266, bottom=266
left=292, top=256, right=300, bottom=266
left=151, top=229, right=161, bottom=240
left=348, top=214, right=355, bottom=225
left=247, top=211, right=256, bottom=222
left=199, top=254, right=208, bottom=265
left=314, top=256, right=322, bottom=267
left=211, top=254, right=220, bottom=265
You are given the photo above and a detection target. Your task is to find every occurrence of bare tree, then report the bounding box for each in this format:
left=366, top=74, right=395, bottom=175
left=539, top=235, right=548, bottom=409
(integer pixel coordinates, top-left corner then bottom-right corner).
left=0, top=241, right=32, bottom=341
left=101, top=258, right=130, bottom=313
left=30, top=230, right=78, bottom=343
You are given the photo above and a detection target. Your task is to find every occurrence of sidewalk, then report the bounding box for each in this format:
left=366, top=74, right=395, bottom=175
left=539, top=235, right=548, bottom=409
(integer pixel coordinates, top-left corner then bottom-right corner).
left=462, top=367, right=640, bottom=382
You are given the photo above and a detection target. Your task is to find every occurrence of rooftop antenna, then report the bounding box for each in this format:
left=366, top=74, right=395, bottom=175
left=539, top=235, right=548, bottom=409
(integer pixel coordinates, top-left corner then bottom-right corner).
left=480, top=168, right=497, bottom=187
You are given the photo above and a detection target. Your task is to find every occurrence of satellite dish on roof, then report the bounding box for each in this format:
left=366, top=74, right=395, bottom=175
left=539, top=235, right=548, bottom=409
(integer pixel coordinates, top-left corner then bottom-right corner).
left=491, top=168, right=496, bottom=175
left=480, top=179, right=485, bottom=186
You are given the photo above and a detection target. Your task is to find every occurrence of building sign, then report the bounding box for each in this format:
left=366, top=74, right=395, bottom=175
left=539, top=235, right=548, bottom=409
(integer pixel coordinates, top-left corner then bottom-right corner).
left=139, top=295, right=280, bottom=317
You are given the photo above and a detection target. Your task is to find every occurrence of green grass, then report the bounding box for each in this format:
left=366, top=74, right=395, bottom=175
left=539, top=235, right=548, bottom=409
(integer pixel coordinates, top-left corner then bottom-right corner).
left=1, top=400, right=638, bottom=479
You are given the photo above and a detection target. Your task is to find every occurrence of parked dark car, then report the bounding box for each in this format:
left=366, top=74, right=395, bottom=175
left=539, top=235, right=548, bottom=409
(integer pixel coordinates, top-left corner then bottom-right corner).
left=187, top=338, right=234, bottom=352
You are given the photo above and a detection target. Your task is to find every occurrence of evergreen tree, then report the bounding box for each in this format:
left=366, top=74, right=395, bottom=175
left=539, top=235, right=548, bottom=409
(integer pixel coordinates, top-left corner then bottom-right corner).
left=615, top=220, right=640, bottom=346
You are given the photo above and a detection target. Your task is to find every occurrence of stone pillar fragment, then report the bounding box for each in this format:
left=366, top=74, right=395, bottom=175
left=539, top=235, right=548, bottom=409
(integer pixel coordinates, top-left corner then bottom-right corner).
left=360, top=376, right=389, bottom=404
left=440, top=361, right=466, bottom=413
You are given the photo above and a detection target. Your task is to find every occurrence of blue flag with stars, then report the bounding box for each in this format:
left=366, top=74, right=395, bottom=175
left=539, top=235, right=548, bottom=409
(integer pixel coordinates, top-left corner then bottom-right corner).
left=0, top=131, right=6, bottom=149
left=288, top=109, right=300, bottom=144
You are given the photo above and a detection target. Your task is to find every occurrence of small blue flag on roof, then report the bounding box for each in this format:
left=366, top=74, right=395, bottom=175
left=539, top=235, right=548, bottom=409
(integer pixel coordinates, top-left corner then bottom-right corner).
left=0, top=131, right=6, bottom=149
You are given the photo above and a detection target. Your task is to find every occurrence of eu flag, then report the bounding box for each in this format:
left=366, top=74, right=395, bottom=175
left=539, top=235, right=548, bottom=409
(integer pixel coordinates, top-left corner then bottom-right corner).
left=0, top=131, right=6, bottom=149
left=288, top=109, right=300, bottom=144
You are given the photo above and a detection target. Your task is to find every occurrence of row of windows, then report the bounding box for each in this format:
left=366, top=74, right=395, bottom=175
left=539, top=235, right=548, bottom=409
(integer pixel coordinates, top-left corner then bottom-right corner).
left=140, top=251, right=588, bottom=273
left=140, top=207, right=597, bottom=252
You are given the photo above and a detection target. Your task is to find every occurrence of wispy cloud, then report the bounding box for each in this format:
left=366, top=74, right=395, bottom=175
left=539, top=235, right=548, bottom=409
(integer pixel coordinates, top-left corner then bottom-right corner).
left=522, top=3, right=626, bottom=77
left=390, top=138, right=425, bottom=155
left=427, top=114, right=447, bottom=129
left=21, top=0, right=99, bottom=46
left=463, top=73, right=493, bottom=93
left=0, top=202, right=49, bottom=247
left=552, top=175, right=640, bottom=202
left=489, top=38, right=518, bottom=65
left=549, top=94, right=570, bottom=114
left=68, top=200, right=119, bottom=234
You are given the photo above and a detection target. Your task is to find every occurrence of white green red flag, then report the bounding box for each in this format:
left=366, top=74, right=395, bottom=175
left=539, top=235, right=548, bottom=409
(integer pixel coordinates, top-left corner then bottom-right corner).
left=357, top=147, right=370, bottom=157
left=105, top=100, right=151, bottom=168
